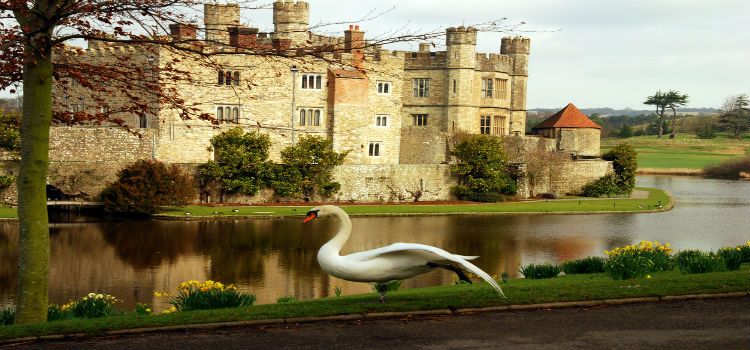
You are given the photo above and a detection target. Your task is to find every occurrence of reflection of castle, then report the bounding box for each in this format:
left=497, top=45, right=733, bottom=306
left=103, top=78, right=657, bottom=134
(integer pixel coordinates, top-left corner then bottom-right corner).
left=46, top=1, right=608, bottom=201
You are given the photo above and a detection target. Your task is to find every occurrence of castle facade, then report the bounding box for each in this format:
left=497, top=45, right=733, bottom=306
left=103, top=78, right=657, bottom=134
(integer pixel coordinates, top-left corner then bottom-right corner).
left=53, top=1, right=529, bottom=167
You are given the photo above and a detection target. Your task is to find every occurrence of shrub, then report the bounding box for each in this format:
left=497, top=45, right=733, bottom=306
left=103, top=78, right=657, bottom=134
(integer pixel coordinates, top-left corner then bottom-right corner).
left=581, top=174, right=624, bottom=197
left=717, top=247, right=744, bottom=271
left=101, top=160, right=195, bottom=216
left=451, top=134, right=517, bottom=199
left=703, top=156, right=750, bottom=180
left=199, top=128, right=273, bottom=198
left=271, top=135, right=348, bottom=200
left=0, top=174, right=15, bottom=189
left=452, top=188, right=505, bottom=202
left=1, top=307, right=14, bottom=325
left=602, top=143, right=638, bottom=194
left=168, top=280, right=255, bottom=311
left=604, top=241, right=674, bottom=280
left=520, top=263, right=561, bottom=279
left=561, top=256, right=606, bottom=274
left=674, top=250, right=726, bottom=274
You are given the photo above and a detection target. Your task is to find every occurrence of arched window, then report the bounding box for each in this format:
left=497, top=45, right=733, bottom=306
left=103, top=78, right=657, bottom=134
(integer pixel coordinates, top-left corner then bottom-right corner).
left=224, top=107, right=231, bottom=120
left=225, top=72, right=231, bottom=86
left=314, top=110, right=321, bottom=126
left=453, top=80, right=457, bottom=94
left=299, top=109, right=306, bottom=126
left=232, top=107, right=239, bottom=123
left=217, top=107, right=224, bottom=122
left=233, top=72, right=240, bottom=86
left=307, top=109, right=313, bottom=126
left=301, top=75, right=308, bottom=89
left=218, top=70, right=224, bottom=85
left=315, top=75, right=322, bottom=89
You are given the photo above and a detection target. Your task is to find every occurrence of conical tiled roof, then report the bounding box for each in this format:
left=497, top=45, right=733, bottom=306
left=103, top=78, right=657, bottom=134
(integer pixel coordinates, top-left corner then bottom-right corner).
left=532, top=103, right=602, bottom=129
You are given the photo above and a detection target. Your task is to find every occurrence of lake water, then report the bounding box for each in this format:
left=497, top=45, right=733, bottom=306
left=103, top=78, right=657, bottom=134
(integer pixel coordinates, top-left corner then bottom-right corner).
left=0, top=176, right=748, bottom=310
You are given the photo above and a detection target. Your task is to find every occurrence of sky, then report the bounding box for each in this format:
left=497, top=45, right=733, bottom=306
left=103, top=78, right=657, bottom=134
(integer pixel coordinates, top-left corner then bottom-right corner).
left=252, top=0, right=750, bottom=110
left=2, top=0, right=749, bottom=110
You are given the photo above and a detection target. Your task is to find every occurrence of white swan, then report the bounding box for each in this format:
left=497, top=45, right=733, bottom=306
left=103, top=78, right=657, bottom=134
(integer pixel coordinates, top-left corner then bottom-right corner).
left=303, top=205, right=505, bottom=302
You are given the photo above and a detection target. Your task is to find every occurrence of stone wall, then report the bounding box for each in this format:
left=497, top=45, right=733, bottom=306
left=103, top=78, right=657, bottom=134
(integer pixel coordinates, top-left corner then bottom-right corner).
left=49, top=126, right=154, bottom=162
left=331, top=164, right=455, bottom=202
left=398, top=126, right=448, bottom=164
left=558, top=128, right=601, bottom=157
left=515, top=159, right=613, bottom=198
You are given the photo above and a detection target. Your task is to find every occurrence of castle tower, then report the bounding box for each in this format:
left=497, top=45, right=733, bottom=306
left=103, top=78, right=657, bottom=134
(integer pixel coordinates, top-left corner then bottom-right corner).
left=272, top=0, right=309, bottom=46
left=445, top=26, right=478, bottom=132
left=501, top=37, right=530, bottom=135
left=204, top=3, right=241, bottom=44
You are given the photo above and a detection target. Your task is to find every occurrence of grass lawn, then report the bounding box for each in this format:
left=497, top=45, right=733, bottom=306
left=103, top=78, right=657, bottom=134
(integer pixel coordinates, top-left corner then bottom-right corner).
left=602, top=133, right=749, bottom=169
left=1, top=263, right=747, bottom=340
left=159, top=187, right=672, bottom=218
left=0, top=206, right=16, bottom=219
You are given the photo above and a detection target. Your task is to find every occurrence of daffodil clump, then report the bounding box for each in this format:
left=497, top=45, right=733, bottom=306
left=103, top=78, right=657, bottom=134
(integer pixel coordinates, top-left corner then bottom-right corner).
left=59, top=293, right=120, bottom=319
left=159, top=280, right=256, bottom=312
left=604, top=241, right=674, bottom=280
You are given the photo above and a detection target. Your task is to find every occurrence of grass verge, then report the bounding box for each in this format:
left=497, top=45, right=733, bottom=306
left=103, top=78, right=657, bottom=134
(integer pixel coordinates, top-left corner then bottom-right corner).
left=1, top=263, right=747, bottom=341
left=159, top=187, right=672, bottom=218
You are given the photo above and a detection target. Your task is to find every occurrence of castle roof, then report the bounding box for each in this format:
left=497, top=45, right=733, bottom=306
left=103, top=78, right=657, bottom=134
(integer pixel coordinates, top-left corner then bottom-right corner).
left=532, top=103, right=601, bottom=130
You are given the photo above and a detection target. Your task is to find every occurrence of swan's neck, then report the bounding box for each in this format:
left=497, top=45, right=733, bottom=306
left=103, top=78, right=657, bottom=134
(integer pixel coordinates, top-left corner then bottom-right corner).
left=321, top=208, right=352, bottom=256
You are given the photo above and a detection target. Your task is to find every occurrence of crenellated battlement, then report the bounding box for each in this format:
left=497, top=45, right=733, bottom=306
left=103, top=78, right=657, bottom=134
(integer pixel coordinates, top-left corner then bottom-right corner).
left=273, top=0, right=309, bottom=25
left=500, top=36, right=530, bottom=54
left=475, top=53, right=513, bottom=73
left=446, top=26, right=477, bottom=46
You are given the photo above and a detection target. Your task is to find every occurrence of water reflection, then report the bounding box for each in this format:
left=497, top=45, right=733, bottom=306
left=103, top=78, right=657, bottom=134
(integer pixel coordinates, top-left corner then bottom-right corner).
left=0, top=176, right=748, bottom=311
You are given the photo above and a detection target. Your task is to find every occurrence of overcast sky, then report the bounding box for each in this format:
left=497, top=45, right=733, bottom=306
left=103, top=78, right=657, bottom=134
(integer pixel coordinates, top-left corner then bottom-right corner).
left=3, top=0, right=748, bottom=110
left=260, top=0, right=750, bottom=110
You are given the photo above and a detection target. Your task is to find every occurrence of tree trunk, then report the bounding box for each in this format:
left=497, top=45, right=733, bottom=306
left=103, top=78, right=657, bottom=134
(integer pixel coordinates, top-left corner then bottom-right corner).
left=15, top=41, right=53, bottom=324
left=670, top=106, right=677, bottom=136
left=657, top=107, right=665, bottom=139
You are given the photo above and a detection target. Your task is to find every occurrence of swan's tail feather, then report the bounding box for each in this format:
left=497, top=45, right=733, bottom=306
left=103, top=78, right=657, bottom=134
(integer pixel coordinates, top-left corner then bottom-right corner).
left=455, top=258, right=505, bottom=298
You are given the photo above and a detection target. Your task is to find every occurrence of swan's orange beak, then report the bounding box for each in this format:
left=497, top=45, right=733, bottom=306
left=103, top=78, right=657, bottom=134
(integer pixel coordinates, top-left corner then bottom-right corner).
left=303, top=210, right=318, bottom=224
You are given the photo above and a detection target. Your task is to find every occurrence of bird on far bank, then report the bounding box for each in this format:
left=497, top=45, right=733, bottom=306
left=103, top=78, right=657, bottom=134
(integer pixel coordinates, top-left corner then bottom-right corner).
left=302, top=205, right=505, bottom=303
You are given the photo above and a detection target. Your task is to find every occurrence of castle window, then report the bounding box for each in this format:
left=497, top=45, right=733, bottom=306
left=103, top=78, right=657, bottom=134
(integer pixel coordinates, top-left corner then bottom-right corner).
left=298, top=108, right=323, bottom=126
left=79, top=96, right=85, bottom=111
left=412, top=114, right=428, bottom=126
left=139, top=115, right=148, bottom=128
left=493, top=115, right=506, bottom=135
left=411, top=52, right=417, bottom=59
left=480, top=116, right=491, bottom=134
left=412, top=79, right=430, bottom=97
left=377, top=82, right=391, bottom=94
left=216, top=105, right=240, bottom=123
left=375, top=115, right=388, bottom=127
left=368, top=142, right=382, bottom=157
left=218, top=70, right=240, bottom=86
left=495, top=79, right=508, bottom=100
left=453, top=80, right=456, bottom=94
left=302, top=74, right=322, bottom=90
left=481, top=78, right=493, bottom=99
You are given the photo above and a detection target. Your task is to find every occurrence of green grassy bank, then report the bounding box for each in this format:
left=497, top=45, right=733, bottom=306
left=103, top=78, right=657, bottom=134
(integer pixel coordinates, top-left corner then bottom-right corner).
left=1, top=263, right=747, bottom=341
left=159, top=187, right=671, bottom=218
left=602, top=133, right=749, bottom=169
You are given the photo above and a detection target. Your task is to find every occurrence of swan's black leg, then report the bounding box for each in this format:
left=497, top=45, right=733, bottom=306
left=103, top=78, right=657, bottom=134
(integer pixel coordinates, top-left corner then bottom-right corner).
left=428, top=262, right=472, bottom=284
left=378, top=283, right=387, bottom=303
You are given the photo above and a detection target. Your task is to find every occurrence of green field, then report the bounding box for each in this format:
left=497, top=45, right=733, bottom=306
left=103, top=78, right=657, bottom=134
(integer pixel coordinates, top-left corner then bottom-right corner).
left=602, top=133, right=749, bottom=169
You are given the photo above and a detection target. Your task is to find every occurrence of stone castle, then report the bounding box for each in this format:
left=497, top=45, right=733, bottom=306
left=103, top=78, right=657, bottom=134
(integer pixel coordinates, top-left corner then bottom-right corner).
left=38, top=1, right=610, bottom=203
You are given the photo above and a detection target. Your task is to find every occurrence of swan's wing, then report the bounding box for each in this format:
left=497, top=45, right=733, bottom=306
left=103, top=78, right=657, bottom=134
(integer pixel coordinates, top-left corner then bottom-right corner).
left=348, top=243, right=505, bottom=297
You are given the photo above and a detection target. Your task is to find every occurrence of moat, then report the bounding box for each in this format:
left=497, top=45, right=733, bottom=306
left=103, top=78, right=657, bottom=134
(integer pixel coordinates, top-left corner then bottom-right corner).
left=1, top=176, right=748, bottom=311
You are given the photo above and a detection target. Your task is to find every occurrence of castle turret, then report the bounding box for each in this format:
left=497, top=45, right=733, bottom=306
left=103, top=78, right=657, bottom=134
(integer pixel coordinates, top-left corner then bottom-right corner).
left=272, top=0, right=309, bottom=46
left=445, top=26, right=477, bottom=132
left=204, top=3, right=240, bottom=44
left=501, top=37, right=530, bottom=135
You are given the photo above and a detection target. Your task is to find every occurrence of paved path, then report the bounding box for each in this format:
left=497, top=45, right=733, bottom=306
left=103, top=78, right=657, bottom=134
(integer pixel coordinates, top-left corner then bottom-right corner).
left=6, top=296, right=748, bottom=350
